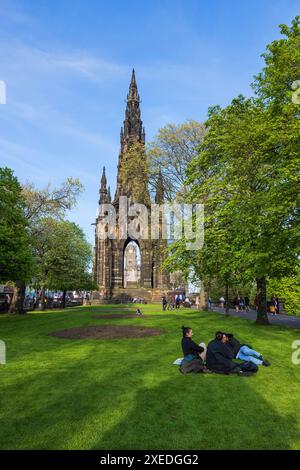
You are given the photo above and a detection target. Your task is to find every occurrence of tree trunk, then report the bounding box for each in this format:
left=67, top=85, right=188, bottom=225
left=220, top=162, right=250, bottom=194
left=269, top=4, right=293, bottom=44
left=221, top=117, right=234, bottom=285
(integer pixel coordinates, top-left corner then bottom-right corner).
left=41, top=287, right=46, bottom=311
left=199, top=280, right=206, bottom=310
left=62, top=289, right=67, bottom=309
left=225, top=281, right=230, bottom=317
left=8, top=280, right=25, bottom=314
left=256, top=277, right=269, bottom=325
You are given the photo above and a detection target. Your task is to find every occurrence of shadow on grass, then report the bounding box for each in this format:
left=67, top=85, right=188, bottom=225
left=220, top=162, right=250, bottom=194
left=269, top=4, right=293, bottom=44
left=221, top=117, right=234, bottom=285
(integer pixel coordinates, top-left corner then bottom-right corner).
left=95, top=371, right=297, bottom=450
left=0, top=333, right=298, bottom=450
left=1, top=307, right=299, bottom=450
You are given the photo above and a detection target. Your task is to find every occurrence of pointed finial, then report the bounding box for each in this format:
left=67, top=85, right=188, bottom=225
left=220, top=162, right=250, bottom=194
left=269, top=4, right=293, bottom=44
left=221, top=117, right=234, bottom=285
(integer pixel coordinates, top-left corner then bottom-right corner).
left=101, top=166, right=107, bottom=190
left=131, top=68, right=136, bottom=86
left=128, top=68, right=139, bottom=101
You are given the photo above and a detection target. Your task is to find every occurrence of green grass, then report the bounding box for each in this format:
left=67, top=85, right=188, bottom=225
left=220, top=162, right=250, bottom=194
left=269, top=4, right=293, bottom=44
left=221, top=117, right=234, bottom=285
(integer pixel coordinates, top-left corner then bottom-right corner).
left=1, top=304, right=300, bottom=450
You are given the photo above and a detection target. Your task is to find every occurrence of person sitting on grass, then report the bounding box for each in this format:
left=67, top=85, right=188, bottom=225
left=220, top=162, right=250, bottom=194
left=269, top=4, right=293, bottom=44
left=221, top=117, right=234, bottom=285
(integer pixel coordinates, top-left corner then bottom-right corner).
left=206, top=332, right=258, bottom=376
left=135, top=308, right=142, bottom=316
left=224, top=333, right=271, bottom=367
left=181, top=326, right=207, bottom=364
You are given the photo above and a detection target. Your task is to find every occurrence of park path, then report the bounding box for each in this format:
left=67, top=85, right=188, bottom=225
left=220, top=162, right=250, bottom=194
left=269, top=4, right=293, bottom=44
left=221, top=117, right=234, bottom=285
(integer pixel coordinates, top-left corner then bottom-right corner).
left=211, top=306, right=300, bottom=330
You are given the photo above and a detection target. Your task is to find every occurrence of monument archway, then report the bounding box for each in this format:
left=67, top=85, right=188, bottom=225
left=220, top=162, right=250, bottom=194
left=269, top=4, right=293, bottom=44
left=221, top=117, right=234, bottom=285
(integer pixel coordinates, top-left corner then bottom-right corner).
left=123, top=240, right=141, bottom=288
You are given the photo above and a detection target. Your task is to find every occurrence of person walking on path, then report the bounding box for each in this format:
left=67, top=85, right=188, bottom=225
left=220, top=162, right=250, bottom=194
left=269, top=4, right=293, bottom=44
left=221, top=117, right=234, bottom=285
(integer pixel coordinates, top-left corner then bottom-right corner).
left=234, top=296, right=240, bottom=313
left=270, top=296, right=277, bottom=316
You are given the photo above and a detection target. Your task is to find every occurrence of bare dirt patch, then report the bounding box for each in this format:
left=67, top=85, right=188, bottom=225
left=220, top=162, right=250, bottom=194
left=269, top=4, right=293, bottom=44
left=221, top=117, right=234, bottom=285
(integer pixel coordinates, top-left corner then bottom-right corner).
left=50, top=325, right=164, bottom=340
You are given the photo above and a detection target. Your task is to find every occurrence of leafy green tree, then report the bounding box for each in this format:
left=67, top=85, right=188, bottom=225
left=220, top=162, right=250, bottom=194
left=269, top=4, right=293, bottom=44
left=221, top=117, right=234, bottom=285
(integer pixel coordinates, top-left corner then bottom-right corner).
left=253, top=16, right=300, bottom=113
left=0, top=167, right=33, bottom=313
left=32, top=219, right=92, bottom=309
left=164, top=17, right=300, bottom=324
left=267, top=269, right=300, bottom=317
left=12, top=178, right=84, bottom=312
left=22, top=178, right=83, bottom=224
left=147, top=120, right=206, bottom=201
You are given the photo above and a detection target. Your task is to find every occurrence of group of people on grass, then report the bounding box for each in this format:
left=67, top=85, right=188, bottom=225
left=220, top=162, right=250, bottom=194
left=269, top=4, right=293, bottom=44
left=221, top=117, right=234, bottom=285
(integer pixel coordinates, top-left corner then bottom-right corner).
left=180, top=326, right=271, bottom=376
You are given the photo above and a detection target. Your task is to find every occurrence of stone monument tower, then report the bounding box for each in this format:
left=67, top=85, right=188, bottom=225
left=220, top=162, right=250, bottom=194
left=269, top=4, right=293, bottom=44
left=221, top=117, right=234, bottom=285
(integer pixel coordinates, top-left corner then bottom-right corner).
left=93, top=70, right=169, bottom=302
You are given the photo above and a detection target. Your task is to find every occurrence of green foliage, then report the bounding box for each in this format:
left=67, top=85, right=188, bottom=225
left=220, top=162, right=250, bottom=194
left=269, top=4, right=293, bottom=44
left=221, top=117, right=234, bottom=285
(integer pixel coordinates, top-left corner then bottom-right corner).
left=253, top=16, right=300, bottom=113
left=147, top=119, right=206, bottom=201
left=0, top=167, right=33, bottom=282
left=120, top=142, right=150, bottom=204
left=32, top=218, right=92, bottom=292
left=267, top=270, right=300, bottom=316
left=22, top=178, right=84, bottom=224
left=164, top=18, right=300, bottom=320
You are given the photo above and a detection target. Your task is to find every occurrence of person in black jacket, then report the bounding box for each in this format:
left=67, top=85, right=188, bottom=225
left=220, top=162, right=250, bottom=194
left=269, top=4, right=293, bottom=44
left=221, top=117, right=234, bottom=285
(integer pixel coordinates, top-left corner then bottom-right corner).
left=206, top=331, right=259, bottom=375
left=181, top=326, right=206, bottom=364
left=225, top=333, right=271, bottom=366
left=206, top=332, right=241, bottom=374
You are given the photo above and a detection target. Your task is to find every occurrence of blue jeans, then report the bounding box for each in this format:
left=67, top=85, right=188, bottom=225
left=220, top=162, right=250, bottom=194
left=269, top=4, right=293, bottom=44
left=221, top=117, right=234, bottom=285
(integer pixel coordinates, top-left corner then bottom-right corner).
left=237, top=345, right=263, bottom=365
left=181, top=354, right=197, bottom=365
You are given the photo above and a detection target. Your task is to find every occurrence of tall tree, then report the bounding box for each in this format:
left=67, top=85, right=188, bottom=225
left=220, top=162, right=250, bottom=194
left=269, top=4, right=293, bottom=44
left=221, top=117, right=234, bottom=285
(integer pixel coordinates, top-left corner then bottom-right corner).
left=147, top=120, right=206, bottom=201
left=22, top=178, right=83, bottom=224
left=12, top=178, right=83, bottom=313
left=164, top=17, right=300, bottom=324
left=32, top=219, right=92, bottom=309
left=0, top=168, right=33, bottom=313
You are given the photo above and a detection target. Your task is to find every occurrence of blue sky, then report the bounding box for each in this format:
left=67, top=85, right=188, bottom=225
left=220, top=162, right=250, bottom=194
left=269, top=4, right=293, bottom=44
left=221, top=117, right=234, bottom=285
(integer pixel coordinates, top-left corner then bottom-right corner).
left=0, top=0, right=299, bottom=243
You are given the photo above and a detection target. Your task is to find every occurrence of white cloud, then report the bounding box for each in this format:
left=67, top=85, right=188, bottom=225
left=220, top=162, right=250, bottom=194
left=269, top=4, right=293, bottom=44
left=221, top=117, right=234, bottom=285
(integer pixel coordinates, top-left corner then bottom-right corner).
left=10, top=100, right=118, bottom=153
left=0, top=40, right=129, bottom=83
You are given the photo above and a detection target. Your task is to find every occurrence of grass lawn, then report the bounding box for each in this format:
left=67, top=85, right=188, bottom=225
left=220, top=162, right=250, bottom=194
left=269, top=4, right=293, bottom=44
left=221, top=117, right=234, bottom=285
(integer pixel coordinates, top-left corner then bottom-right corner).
left=0, top=304, right=300, bottom=450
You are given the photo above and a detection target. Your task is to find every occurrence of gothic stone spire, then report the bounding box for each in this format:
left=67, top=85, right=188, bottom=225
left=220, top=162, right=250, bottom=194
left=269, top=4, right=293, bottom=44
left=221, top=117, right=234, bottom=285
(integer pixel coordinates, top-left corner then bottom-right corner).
left=120, top=69, right=145, bottom=150
left=99, top=166, right=107, bottom=203
left=115, top=69, right=146, bottom=201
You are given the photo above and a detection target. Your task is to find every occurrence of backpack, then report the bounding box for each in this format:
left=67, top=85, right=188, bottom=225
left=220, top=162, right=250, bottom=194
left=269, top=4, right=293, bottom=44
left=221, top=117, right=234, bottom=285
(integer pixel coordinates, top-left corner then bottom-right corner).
left=240, top=361, right=258, bottom=373
left=180, top=358, right=204, bottom=374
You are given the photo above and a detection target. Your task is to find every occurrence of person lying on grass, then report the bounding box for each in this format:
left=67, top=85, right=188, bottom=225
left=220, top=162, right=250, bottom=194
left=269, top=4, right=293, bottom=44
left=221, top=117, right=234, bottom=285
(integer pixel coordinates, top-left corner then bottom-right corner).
left=224, top=333, right=271, bottom=367
left=206, top=332, right=258, bottom=376
left=181, top=326, right=207, bottom=364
